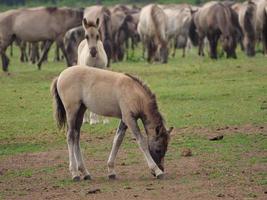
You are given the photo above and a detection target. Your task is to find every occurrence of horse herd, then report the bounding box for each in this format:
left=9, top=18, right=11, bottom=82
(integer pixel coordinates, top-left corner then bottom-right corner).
left=0, top=0, right=267, bottom=72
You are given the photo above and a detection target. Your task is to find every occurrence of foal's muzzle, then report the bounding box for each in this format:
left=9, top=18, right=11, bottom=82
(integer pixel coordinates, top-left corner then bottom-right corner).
left=90, top=47, right=97, bottom=58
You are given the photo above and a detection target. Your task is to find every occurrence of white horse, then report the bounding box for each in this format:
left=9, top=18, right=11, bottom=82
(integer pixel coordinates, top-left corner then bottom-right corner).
left=77, top=18, right=109, bottom=125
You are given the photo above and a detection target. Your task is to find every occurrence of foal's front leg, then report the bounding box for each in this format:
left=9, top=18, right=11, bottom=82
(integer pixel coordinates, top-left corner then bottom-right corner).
left=126, top=118, right=164, bottom=179
left=107, top=120, right=127, bottom=179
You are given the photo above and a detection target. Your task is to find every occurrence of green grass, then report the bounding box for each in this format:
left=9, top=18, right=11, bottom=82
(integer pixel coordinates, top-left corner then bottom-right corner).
left=0, top=45, right=267, bottom=152
left=0, top=44, right=266, bottom=199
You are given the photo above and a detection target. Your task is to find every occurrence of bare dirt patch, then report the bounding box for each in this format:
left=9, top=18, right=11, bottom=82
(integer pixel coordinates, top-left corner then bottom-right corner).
left=0, top=124, right=266, bottom=200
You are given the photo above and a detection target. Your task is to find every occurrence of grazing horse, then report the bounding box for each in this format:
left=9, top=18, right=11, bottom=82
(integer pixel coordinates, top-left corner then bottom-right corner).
left=84, top=6, right=112, bottom=67
left=254, top=0, right=267, bottom=54
left=236, top=0, right=257, bottom=56
left=0, top=7, right=83, bottom=71
left=138, top=4, right=169, bottom=63
left=64, top=26, right=85, bottom=65
left=77, top=18, right=108, bottom=125
left=190, top=1, right=238, bottom=59
left=163, top=6, right=192, bottom=57
left=51, top=66, right=173, bottom=180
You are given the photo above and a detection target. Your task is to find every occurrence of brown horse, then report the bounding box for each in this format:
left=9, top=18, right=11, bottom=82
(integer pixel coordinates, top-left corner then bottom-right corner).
left=190, top=1, right=238, bottom=59
left=138, top=4, right=169, bottom=63
left=84, top=6, right=112, bottom=67
left=236, top=0, right=257, bottom=56
left=0, top=7, right=83, bottom=71
left=51, top=66, right=173, bottom=180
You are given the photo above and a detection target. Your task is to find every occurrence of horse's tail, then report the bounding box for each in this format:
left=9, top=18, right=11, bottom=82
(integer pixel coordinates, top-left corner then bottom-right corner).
left=151, top=5, right=167, bottom=45
left=50, top=77, right=66, bottom=130
left=263, top=6, right=267, bottom=53
left=188, top=14, right=199, bottom=46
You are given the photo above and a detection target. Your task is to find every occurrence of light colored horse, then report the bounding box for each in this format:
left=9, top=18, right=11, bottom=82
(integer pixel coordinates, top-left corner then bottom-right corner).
left=138, top=4, right=169, bottom=63
left=84, top=6, right=112, bottom=67
left=163, top=5, right=192, bottom=57
left=0, top=7, right=83, bottom=71
left=236, top=0, right=257, bottom=56
left=78, top=18, right=108, bottom=125
left=254, top=0, right=267, bottom=54
left=51, top=66, right=173, bottom=180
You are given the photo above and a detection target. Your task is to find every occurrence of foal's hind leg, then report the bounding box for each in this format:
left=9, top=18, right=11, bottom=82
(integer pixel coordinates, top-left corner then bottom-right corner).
left=73, top=104, right=91, bottom=180
left=107, top=120, right=127, bottom=179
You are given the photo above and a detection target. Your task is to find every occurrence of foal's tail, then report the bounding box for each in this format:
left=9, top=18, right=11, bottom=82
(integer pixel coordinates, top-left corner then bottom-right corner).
left=50, top=77, right=66, bottom=130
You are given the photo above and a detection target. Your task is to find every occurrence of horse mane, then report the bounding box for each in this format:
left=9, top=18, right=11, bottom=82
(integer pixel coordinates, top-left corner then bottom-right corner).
left=46, top=7, right=58, bottom=14
left=125, top=73, right=164, bottom=125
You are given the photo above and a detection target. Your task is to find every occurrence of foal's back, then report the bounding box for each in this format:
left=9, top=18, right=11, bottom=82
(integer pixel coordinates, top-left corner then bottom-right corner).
left=57, top=66, right=147, bottom=118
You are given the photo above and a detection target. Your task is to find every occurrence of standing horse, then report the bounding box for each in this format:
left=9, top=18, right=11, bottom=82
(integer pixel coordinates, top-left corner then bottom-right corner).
left=78, top=18, right=108, bottom=125
left=163, top=5, right=193, bottom=57
left=51, top=66, right=173, bottom=180
left=190, top=1, right=238, bottom=59
left=236, top=0, right=257, bottom=56
left=0, top=7, right=83, bottom=71
left=64, top=26, right=85, bottom=65
left=138, top=4, right=169, bottom=63
left=84, top=6, right=112, bottom=67
left=254, top=0, right=267, bottom=54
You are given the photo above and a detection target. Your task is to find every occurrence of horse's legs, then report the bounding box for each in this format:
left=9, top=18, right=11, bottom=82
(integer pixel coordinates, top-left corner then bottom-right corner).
left=107, top=120, right=127, bottom=179
left=125, top=117, right=164, bottom=178
left=56, top=39, right=71, bottom=67
left=89, top=112, right=100, bottom=125
left=1, top=51, right=9, bottom=72
left=207, top=33, right=217, bottom=59
left=37, top=40, right=53, bottom=70
left=73, top=104, right=91, bottom=180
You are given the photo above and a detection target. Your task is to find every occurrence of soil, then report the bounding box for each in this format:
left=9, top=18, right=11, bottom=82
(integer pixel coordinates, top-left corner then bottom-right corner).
left=0, top=124, right=266, bottom=200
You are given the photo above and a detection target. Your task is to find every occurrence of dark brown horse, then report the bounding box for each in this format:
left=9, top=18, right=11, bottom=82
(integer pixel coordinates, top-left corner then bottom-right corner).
left=190, top=1, right=238, bottom=59
left=0, top=7, right=83, bottom=71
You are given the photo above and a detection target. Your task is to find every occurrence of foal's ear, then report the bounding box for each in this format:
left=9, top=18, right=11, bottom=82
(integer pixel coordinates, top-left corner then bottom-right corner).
left=82, top=18, right=89, bottom=29
left=96, top=18, right=100, bottom=27
left=167, top=127, right=174, bottom=135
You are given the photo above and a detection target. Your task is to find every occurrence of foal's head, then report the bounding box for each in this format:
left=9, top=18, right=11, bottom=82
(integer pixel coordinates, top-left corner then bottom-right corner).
left=148, top=123, right=173, bottom=173
left=82, top=18, right=101, bottom=58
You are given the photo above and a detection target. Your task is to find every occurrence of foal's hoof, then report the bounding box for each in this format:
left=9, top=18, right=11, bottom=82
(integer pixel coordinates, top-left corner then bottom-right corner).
left=83, top=175, right=92, bottom=181
left=108, top=174, right=116, bottom=180
left=156, top=173, right=164, bottom=180
left=72, top=176, right=81, bottom=182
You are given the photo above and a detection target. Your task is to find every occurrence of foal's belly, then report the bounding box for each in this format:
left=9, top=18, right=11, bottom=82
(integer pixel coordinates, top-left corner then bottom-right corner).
left=83, top=92, right=122, bottom=118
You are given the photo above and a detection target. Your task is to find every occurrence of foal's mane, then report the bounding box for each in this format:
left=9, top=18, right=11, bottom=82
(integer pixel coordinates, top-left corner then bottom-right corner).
left=125, top=73, right=164, bottom=125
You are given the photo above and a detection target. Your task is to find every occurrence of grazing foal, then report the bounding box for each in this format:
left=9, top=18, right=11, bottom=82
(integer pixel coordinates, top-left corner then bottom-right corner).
left=51, top=66, right=173, bottom=180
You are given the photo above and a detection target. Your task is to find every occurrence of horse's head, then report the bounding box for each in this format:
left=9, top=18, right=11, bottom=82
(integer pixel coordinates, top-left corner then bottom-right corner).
left=222, top=35, right=237, bottom=59
left=82, top=18, right=101, bottom=58
left=158, top=42, right=169, bottom=63
left=148, top=125, right=173, bottom=173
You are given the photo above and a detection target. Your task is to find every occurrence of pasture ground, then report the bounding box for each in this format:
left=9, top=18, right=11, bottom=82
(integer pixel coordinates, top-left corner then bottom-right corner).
left=0, top=46, right=267, bottom=200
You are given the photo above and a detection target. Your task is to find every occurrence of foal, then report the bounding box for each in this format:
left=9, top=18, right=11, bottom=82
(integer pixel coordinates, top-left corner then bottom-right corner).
left=77, top=18, right=109, bottom=125
left=51, top=66, right=173, bottom=180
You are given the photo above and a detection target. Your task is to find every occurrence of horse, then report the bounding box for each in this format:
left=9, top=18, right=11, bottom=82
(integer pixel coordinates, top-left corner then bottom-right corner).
left=51, top=66, right=173, bottom=180
left=138, top=4, right=169, bottom=63
left=84, top=6, right=112, bottom=67
left=236, top=0, right=257, bottom=56
left=64, top=26, right=85, bottom=65
left=190, top=1, right=238, bottom=59
left=163, top=5, right=193, bottom=57
left=254, top=0, right=267, bottom=54
left=111, top=8, right=139, bottom=62
left=0, top=7, right=83, bottom=71
left=77, top=18, right=108, bottom=125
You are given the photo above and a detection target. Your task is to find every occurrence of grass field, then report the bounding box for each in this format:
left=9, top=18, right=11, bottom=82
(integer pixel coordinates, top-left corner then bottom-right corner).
left=0, top=45, right=267, bottom=199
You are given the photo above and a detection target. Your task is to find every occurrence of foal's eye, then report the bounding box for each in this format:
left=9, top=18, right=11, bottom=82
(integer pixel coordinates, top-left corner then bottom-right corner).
left=96, top=35, right=99, bottom=40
